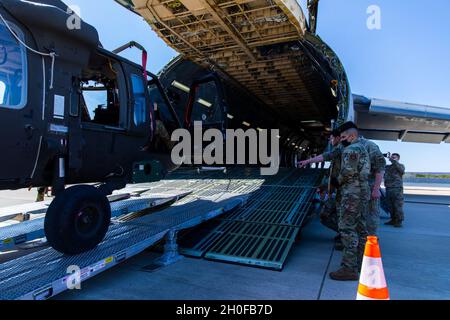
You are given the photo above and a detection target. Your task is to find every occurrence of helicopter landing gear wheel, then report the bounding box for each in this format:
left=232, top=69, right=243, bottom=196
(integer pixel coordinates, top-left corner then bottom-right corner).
left=44, top=185, right=111, bottom=255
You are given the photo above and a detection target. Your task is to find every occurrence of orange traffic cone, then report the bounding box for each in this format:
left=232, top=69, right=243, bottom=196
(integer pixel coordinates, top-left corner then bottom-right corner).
left=356, top=236, right=390, bottom=300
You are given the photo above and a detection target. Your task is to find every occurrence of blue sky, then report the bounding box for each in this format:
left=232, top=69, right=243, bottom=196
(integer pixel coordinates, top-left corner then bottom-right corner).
left=63, top=0, right=450, bottom=172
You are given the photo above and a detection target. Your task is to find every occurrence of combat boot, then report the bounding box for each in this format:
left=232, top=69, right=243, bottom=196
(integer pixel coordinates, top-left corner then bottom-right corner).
left=329, top=267, right=359, bottom=281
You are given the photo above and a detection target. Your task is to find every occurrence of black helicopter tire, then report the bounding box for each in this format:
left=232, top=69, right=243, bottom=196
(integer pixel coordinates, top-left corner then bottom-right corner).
left=44, top=185, right=111, bottom=255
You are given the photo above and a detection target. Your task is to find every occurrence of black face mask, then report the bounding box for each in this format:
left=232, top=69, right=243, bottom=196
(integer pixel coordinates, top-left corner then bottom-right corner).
left=341, top=139, right=351, bottom=147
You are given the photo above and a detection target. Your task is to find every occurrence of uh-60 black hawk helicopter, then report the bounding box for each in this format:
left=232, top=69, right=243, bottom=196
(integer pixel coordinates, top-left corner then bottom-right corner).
left=0, top=0, right=185, bottom=254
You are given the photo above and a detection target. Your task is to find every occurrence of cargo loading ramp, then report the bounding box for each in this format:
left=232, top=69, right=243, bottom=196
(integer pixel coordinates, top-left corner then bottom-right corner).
left=0, top=189, right=192, bottom=252
left=0, top=193, right=246, bottom=300
left=164, top=167, right=324, bottom=270
left=0, top=167, right=322, bottom=299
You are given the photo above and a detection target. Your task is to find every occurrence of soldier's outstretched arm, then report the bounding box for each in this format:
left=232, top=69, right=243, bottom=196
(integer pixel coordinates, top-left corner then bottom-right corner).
left=323, top=145, right=342, bottom=162
left=299, top=145, right=343, bottom=167
left=298, top=155, right=324, bottom=168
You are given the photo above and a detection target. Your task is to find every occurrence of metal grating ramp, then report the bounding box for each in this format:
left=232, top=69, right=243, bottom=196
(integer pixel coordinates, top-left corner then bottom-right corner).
left=204, top=221, right=300, bottom=270
left=177, top=168, right=324, bottom=270
left=0, top=166, right=323, bottom=300
left=0, top=192, right=190, bottom=252
left=224, top=186, right=316, bottom=226
left=0, top=194, right=246, bottom=300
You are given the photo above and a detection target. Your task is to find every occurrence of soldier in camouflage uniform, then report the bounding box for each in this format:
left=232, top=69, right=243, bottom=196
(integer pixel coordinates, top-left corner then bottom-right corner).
left=321, top=130, right=344, bottom=249
left=320, top=197, right=338, bottom=232
left=384, top=153, right=405, bottom=227
left=331, top=122, right=386, bottom=236
left=298, top=130, right=343, bottom=248
left=330, top=127, right=370, bottom=281
left=359, top=137, right=386, bottom=236
left=299, top=123, right=386, bottom=236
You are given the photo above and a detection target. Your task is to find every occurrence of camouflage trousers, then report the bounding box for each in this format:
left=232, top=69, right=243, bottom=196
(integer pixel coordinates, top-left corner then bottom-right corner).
left=386, top=187, right=404, bottom=222
left=36, top=187, right=46, bottom=202
left=339, top=185, right=369, bottom=272
left=365, top=198, right=380, bottom=236
left=320, top=198, right=339, bottom=233
left=320, top=191, right=341, bottom=233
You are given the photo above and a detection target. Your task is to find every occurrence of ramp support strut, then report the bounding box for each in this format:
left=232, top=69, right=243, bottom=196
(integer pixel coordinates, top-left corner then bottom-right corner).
left=155, top=229, right=184, bottom=266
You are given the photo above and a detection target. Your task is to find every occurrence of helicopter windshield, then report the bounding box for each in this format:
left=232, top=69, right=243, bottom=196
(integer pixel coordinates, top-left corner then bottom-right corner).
left=0, top=19, right=27, bottom=109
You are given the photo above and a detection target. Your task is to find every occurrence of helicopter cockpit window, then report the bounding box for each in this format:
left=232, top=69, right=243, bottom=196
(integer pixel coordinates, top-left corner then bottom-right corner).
left=80, top=59, right=121, bottom=127
left=0, top=19, right=28, bottom=109
left=77, top=53, right=121, bottom=129
left=81, top=79, right=120, bottom=127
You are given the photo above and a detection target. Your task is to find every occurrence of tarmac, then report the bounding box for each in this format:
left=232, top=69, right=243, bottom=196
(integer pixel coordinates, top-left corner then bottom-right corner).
left=0, top=187, right=449, bottom=300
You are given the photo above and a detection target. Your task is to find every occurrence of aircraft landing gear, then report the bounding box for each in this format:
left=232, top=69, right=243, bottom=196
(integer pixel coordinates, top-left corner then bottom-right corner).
left=44, top=185, right=111, bottom=255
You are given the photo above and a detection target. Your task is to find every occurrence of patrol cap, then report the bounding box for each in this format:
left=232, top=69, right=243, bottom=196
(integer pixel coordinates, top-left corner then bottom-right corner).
left=338, top=121, right=358, bottom=133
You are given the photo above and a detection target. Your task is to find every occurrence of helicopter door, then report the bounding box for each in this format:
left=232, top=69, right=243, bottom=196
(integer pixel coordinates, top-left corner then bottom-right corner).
left=77, top=52, right=130, bottom=180
left=185, top=78, right=225, bottom=132
left=0, top=15, right=43, bottom=185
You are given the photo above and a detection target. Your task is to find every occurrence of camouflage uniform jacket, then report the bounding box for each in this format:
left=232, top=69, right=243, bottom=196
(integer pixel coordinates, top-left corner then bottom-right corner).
left=384, top=160, right=405, bottom=188
left=338, top=139, right=370, bottom=189
left=359, top=137, right=386, bottom=187
left=323, top=144, right=343, bottom=186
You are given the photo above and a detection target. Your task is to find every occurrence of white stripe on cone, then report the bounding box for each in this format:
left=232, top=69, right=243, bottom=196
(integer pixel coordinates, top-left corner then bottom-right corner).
left=357, top=256, right=390, bottom=300
left=359, top=257, right=387, bottom=289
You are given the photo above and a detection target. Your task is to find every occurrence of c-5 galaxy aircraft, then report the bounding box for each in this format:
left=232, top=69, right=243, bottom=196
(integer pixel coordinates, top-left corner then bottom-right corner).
left=0, top=0, right=185, bottom=254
